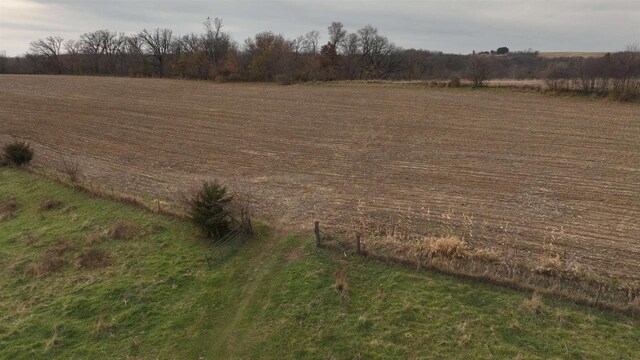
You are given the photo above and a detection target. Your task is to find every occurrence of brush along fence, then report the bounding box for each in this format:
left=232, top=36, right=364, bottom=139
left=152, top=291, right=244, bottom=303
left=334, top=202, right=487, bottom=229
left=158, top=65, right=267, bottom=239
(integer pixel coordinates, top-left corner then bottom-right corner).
left=312, top=221, right=640, bottom=315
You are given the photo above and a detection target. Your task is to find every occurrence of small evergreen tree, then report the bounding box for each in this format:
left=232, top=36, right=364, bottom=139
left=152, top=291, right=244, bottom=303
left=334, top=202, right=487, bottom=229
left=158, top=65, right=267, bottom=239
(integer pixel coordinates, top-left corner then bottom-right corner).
left=188, top=181, right=233, bottom=239
left=3, top=140, right=34, bottom=166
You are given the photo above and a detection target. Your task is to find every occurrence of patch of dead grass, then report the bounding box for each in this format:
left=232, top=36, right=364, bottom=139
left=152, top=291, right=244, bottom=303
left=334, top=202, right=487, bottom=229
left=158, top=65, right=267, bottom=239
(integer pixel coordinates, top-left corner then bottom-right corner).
left=109, top=221, right=141, bottom=240
left=428, top=236, right=468, bottom=259
left=519, top=292, right=546, bottom=316
left=44, top=326, right=61, bottom=351
left=85, top=230, right=109, bottom=245
left=286, top=246, right=304, bottom=263
left=333, top=268, right=348, bottom=293
left=535, top=255, right=564, bottom=276
left=77, top=248, right=110, bottom=269
left=95, top=315, right=116, bottom=336
left=39, top=199, right=63, bottom=211
left=0, top=197, right=19, bottom=221
left=24, top=240, right=73, bottom=277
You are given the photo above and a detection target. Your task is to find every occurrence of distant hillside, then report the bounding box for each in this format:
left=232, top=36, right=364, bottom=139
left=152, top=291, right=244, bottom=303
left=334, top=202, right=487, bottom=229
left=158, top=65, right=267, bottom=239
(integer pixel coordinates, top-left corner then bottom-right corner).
left=539, top=51, right=607, bottom=58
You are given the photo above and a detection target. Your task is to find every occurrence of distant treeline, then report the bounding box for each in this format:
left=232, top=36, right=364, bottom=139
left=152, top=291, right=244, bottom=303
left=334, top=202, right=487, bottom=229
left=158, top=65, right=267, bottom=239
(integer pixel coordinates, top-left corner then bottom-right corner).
left=0, top=19, right=638, bottom=97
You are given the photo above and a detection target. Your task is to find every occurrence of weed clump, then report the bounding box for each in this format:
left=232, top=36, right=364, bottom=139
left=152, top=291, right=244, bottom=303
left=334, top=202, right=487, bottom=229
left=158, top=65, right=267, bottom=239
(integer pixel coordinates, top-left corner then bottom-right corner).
left=39, top=199, right=63, bottom=211
left=3, top=140, right=34, bottom=166
left=428, top=237, right=468, bottom=259
left=333, top=268, right=348, bottom=293
left=0, top=197, right=19, bottom=221
left=25, top=240, right=74, bottom=277
left=519, top=292, right=546, bottom=316
left=95, top=314, right=116, bottom=336
left=78, top=249, right=110, bottom=269
left=109, top=221, right=141, bottom=240
left=535, top=255, right=564, bottom=276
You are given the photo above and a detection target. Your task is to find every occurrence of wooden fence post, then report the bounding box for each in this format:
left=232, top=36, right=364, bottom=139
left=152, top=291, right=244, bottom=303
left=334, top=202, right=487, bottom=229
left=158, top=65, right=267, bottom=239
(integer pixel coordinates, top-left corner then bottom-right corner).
left=356, top=233, right=361, bottom=254
left=314, top=221, right=321, bottom=247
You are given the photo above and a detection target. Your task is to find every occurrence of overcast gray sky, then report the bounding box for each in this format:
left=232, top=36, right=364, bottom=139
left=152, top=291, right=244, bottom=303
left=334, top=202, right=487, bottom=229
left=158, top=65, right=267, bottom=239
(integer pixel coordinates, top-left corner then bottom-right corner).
left=1, top=0, right=639, bottom=56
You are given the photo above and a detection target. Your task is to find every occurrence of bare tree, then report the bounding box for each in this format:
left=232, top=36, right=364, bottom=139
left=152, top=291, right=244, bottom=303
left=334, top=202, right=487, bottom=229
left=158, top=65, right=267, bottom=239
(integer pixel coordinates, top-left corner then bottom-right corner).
left=467, top=54, right=495, bottom=87
left=341, top=32, right=360, bottom=79
left=328, top=22, right=347, bottom=48
left=203, top=17, right=232, bottom=67
left=178, top=33, right=204, bottom=53
left=609, top=45, right=640, bottom=97
left=29, top=36, right=64, bottom=73
left=0, top=50, right=7, bottom=74
left=139, top=28, right=173, bottom=77
left=79, top=30, right=107, bottom=73
left=301, top=30, right=320, bottom=54
left=356, top=25, right=401, bottom=79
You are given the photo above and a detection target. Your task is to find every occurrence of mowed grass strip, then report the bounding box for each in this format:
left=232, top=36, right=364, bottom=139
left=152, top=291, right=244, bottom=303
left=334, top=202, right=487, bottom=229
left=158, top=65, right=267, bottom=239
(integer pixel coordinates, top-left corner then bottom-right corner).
left=0, top=167, right=639, bottom=359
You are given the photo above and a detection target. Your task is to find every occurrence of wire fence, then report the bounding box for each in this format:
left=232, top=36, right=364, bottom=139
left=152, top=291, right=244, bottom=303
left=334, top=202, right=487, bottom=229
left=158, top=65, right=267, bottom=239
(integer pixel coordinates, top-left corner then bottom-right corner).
left=204, top=219, right=253, bottom=269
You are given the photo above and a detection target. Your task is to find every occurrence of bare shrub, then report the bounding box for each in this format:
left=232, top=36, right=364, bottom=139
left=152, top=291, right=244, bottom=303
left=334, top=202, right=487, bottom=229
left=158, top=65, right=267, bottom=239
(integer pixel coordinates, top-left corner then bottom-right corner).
left=448, top=74, right=461, bottom=88
left=333, top=268, right=348, bottom=293
left=467, top=54, right=495, bottom=87
left=544, top=64, right=573, bottom=91
left=78, top=249, right=110, bottom=269
left=109, top=221, right=141, bottom=240
left=39, top=199, right=63, bottom=211
left=60, top=157, right=83, bottom=185
left=214, top=74, right=227, bottom=83
left=275, top=73, right=292, bottom=85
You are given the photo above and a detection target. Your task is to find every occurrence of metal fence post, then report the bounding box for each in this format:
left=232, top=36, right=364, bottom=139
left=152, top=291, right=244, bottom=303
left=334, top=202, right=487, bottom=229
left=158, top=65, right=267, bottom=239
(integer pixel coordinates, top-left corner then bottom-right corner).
left=314, top=221, right=321, bottom=247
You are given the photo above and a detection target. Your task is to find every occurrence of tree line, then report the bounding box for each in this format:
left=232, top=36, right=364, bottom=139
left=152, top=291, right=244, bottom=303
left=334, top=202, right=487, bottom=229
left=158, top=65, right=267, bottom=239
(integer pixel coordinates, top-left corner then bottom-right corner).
left=1, top=18, right=638, bottom=97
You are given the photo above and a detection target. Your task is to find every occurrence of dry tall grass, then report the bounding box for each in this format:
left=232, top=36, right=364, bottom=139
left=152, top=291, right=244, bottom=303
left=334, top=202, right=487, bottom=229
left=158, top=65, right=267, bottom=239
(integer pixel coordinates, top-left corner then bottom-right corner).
left=320, top=212, right=640, bottom=316
left=24, top=240, right=74, bottom=277
left=333, top=268, right=348, bottom=293
left=77, top=248, right=110, bottom=269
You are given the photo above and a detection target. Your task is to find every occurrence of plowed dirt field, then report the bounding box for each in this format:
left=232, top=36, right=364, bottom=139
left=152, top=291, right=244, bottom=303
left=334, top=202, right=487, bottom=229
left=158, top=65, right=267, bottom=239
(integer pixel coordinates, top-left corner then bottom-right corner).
left=1, top=75, right=639, bottom=281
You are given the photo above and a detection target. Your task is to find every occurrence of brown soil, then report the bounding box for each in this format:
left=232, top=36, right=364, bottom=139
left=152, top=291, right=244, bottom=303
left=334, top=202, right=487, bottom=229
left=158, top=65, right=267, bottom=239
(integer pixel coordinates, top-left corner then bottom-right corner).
left=1, top=75, right=639, bottom=281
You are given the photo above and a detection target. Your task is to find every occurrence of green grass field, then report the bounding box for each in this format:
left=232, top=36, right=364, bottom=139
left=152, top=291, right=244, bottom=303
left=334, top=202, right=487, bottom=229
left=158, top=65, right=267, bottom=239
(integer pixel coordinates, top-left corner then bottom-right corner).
left=1, top=167, right=639, bottom=359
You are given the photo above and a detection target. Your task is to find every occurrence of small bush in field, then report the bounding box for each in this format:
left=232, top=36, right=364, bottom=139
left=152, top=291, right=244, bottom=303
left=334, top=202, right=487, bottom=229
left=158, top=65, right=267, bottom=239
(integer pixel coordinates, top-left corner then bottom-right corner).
left=188, top=181, right=233, bottom=239
left=3, top=140, right=34, bottom=166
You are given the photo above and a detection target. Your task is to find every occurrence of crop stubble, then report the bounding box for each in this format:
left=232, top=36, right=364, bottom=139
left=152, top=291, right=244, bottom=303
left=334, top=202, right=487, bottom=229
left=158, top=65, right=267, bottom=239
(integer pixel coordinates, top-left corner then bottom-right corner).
left=1, top=75, right=639, bottom=280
